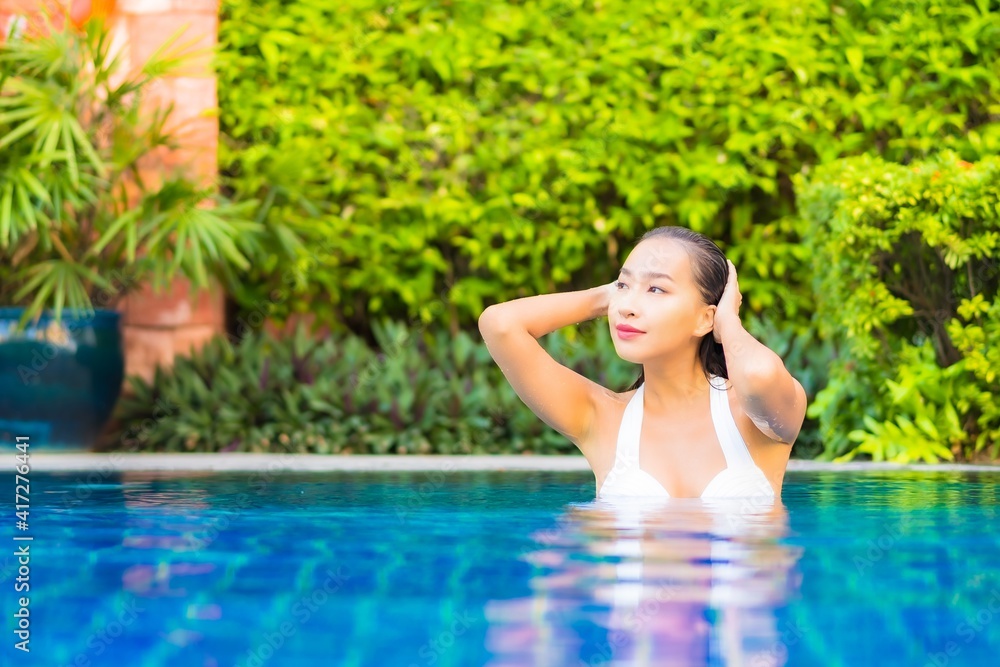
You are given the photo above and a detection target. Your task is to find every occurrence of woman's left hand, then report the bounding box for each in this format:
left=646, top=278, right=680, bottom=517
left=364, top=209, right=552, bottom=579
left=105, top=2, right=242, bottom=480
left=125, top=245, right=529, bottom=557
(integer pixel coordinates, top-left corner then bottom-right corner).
left=713, top=259, right=742, bottom=343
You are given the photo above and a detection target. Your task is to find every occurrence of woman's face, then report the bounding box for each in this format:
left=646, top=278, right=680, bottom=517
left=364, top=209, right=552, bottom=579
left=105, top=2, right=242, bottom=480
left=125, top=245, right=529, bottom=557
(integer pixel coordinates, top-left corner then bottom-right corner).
left=608, top=238, right=716, bottom=363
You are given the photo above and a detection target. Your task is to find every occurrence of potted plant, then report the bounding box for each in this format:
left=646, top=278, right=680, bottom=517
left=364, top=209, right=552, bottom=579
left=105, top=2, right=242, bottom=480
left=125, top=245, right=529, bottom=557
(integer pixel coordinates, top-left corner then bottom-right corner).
left=0, top=13, right=293, bottom=449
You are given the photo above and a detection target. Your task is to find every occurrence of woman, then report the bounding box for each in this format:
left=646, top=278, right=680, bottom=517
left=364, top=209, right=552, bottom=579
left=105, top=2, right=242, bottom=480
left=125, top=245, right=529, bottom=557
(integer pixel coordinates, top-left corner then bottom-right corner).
left=478, top=226, right=807, bottom=500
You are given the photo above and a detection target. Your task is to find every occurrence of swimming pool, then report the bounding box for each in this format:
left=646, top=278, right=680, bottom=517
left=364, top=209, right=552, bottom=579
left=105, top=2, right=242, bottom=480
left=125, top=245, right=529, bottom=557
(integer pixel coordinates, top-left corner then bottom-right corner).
left=5, top=468, right=1000, bottom=666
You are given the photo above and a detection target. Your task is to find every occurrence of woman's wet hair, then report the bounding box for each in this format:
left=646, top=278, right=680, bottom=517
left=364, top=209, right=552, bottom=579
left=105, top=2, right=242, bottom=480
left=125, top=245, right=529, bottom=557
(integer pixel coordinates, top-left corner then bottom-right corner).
left=622, top=226, right=730, bottom=392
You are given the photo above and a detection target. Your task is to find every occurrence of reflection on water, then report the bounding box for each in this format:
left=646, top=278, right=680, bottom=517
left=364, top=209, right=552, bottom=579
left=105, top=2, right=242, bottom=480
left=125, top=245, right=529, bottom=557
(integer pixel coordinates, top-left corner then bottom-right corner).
left=484, top=497, right=804, bottom=667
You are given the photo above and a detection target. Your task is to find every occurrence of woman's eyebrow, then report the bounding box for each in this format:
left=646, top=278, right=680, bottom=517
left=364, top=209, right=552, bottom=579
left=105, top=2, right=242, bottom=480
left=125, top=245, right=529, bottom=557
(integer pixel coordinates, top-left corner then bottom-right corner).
left=619, top=267, right=674, bottom=282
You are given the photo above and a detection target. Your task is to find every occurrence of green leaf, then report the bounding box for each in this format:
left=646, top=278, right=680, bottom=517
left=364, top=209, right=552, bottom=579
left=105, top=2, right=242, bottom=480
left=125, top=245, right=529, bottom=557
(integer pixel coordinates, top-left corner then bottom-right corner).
left=846, top=47, right=863, bottom=74
left=64, top=114, right=105, bottom=175
left=60, top=118, right=79, bottom=186
left=90, top=208, right=141, bottom=256
left=0, top=182, right=14, bottom=247
left=0, top=114, right=43, bottom=150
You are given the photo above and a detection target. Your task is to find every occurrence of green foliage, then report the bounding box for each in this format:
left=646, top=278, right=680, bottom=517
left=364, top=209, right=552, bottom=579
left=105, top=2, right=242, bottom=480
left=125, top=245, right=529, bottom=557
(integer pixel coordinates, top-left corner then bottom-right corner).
left=844, top=343, right=967, bottom=463
left=0, top=15, right=296, bottom=324
left=797, top=152, right=1000, bottom=462
left=950, top=293, right=1000, bottom=455
left=216, top=0, right=999, bottom=335
left=105, top=321, right=637, bottom=454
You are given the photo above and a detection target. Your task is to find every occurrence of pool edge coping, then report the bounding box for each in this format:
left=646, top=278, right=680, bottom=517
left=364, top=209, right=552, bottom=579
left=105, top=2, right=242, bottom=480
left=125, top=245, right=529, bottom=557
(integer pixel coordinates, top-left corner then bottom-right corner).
left=23, top=453, right=1000, bottom=473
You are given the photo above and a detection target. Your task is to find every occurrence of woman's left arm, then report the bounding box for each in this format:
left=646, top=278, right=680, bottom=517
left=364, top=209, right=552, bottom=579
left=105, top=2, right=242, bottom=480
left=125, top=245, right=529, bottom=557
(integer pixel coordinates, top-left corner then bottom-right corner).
left=713, top=260, right=807, bottom=444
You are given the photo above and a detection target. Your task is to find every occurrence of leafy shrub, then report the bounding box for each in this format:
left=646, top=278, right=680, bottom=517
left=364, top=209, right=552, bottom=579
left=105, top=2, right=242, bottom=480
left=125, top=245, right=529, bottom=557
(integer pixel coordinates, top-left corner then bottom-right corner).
left=104, top=321, right=637, bottom=454
left=797, top=151, right=1000, bottom=462
left=215, top=0, right=999, bottom=336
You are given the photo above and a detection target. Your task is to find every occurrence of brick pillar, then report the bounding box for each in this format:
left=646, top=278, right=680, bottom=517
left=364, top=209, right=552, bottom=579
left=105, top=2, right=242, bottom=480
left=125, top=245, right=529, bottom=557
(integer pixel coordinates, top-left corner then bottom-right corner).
left=113, top=0, right=224, bottom=383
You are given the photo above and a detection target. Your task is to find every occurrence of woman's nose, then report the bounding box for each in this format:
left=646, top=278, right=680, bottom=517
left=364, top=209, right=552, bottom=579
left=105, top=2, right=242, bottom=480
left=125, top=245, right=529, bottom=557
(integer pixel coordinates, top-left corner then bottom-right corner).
left=616, top=292, right=637, bottom=317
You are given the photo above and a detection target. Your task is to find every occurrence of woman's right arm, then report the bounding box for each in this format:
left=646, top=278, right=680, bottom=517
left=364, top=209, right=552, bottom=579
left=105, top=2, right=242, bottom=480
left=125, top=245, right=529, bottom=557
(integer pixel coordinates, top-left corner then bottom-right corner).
left=478, top=282, right=616, bottom=454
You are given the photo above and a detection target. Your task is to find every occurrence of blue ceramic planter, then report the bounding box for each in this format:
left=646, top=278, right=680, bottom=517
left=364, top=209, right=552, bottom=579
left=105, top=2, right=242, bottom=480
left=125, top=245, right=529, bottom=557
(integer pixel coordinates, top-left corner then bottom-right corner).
left=0, top=308, right=125, bottom=450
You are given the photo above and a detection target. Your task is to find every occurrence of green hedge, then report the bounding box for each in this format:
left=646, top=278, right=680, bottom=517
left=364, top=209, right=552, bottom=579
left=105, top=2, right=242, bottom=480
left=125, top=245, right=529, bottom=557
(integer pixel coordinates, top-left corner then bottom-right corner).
left=797, top=151, right=1000, bottom=462
left=216, top=0, right=1000, bottom=334
left=104, top=320, right=640, bottom=454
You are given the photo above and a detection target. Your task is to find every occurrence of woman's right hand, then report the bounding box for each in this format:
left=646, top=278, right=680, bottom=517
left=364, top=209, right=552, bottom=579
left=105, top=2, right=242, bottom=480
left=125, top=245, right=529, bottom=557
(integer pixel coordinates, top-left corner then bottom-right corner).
left=592, top=280, right=617, bottom=320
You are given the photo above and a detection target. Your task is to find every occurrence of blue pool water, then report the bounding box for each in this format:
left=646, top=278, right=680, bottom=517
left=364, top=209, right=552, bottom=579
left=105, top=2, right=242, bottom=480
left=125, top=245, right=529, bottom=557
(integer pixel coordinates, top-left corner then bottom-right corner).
left=3, top=469, right=1000, bottom=666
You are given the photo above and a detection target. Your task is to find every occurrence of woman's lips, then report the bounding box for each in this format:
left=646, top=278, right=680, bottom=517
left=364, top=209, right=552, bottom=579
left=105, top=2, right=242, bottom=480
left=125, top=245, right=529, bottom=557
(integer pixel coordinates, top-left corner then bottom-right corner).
left=615, top=327, right=645, bottom=340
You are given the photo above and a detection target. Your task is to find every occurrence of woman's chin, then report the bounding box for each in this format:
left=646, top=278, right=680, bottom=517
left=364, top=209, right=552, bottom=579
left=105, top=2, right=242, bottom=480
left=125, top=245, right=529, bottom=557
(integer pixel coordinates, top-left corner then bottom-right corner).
left=611, top=344, right=641, bottom=363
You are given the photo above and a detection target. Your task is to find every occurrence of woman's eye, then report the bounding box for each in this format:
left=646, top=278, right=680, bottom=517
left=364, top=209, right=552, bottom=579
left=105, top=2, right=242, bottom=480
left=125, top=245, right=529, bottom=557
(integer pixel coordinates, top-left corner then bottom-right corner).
left=615, top=282, right=665, bottom=293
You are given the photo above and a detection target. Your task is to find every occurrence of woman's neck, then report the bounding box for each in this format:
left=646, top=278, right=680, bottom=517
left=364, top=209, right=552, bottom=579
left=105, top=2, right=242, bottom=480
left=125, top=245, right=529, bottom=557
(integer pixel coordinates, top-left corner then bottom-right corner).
left=640, top=356, right=710, bottom=415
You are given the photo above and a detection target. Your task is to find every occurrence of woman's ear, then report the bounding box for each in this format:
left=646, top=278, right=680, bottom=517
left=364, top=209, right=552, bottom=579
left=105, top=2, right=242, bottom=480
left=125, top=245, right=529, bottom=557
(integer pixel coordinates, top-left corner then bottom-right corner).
left=697, top=304, right=717, bottom=337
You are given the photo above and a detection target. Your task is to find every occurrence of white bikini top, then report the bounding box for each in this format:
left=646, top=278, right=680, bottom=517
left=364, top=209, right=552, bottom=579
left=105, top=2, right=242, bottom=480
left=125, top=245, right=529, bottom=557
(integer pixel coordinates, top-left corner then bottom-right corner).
left=597, top=374, right=776, bottom=501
